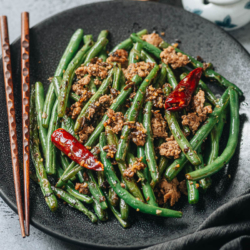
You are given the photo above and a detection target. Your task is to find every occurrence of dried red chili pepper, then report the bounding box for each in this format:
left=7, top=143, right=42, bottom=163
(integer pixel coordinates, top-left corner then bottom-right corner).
left=165, top=67, right=203, bottom=111
left=51, top=128, right=103, bottom=171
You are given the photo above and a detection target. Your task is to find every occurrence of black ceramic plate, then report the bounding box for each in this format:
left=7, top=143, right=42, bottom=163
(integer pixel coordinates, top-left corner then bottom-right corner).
left=0, top=1, right=250, bottom=249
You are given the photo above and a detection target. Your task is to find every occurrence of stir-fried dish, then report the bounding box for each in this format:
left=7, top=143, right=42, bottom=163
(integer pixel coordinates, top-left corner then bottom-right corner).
left=29, top=28, right=241, bottom=227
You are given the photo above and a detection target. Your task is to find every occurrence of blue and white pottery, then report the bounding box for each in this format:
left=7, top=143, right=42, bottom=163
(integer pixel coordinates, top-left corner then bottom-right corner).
left=182, top=0, right=250, bottom=30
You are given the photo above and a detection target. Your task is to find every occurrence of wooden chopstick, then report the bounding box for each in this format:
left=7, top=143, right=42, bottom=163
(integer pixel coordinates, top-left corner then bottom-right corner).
left=0, top=15, right=26, bottom=238
left=21, top=12, right=30, bottom=236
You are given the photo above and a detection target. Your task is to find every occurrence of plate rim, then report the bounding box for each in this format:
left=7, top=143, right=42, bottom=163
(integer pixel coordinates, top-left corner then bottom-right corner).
left=0, top=0, right=249, bottom=249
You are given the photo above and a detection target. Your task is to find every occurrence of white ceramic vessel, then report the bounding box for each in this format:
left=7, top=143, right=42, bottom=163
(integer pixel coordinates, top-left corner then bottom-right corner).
left=182, top=0, right=250, bottom=30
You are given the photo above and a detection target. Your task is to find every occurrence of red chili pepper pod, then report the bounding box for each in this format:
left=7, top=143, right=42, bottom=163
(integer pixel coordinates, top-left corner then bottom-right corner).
left=51, top=128, right=104, bottom=171
left=165, top=67, right=203, bottom=111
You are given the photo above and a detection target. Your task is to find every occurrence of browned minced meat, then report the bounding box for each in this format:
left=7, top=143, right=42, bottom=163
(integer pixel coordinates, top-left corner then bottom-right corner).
left=159, top=135, right=181, bottom=159
left=131, top=122, right=147, bottom=146
left=75, top=183, right=89, bottom=195
left=75, top=57, right=113, bottom=80
left=78, top=124, right=95, bottom=144
left=78, top=75, right=91, bottom=86
left=192, top=90, right=213, bottom=121
left=151, top=111, right=168, bottom=138
left=72, top=82, right=93, bottom=99
left=145, top=85, right=165, bottom=109
left=92, top=146, right=101, bottom=157
left=124, top=62, right=155, bottom=80
left=110, top=88, right=120, bottom=99
left=154, top=177, right=181, bottom=206
left=66, top=102, right=83, bottom=120
left=106, top=49, right=128, bottom=68
left=87, top=95, right=112, bottom=121
left=182, top=90, right=213, bottom=133
left=103, top=145, right=117, bottom=159
left=94, top=78, right=102, bottom=86
left=179, top=180, right=188, bottom=196
left=103, top=109, right=125, bottom=134
left=123, top=157, right=146, bottom=178
left=182, top=113, right=200, bottom=134
left=142, top=33, right=163, bottom=47
left=160, top=46, right=190, bottom=69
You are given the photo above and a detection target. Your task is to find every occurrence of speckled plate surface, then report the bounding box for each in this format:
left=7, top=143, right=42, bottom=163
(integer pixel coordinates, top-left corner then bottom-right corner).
left=0, top=1, right=250, bottom=249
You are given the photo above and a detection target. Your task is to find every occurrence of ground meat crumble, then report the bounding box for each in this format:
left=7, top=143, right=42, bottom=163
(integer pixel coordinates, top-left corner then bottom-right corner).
left=159, top=135, right=181, bottom=159
left=103, top=145, right=117, bottom=159
left=145, top=85, right=165, bottom=109
left=78, top=124, right=95, bottom=144
left=103, top=109, right=125, bottom=134
left=123, top=157, right=146, bottom=178
left=154, top=177, right=181, bottom=206
left=131, top=122, right=147, bottom=146
left=142, top=33, right=163, bottom=47
left=151, top=111, right=168, bottom=138
left=160, top=46, right=190, bottom=69
left=75, top=57, right=113, bottom=80
left=106, top=49, right=128, bottom=68
left=75, top=182, right=89, bottom=195
left=182, top=90, right=213, bottom=134
left=124, top=62, right=155, bottom=80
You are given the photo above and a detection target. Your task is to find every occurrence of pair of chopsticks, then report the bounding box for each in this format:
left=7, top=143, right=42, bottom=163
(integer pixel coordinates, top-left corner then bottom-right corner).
left=0, top=13, right=30, bottom=237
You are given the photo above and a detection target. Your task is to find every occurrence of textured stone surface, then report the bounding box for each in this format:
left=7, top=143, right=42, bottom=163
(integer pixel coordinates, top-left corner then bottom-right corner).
left=0, top=0, right=249, bottom=250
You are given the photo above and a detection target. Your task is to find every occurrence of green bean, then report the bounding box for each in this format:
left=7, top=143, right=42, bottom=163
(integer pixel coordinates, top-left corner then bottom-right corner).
left=207, top=109, right=227, bottom=165
left=154, top=64, right=167, bottom=88
left=97, top=171, right=106, bottom=189
left=100, top=133, right=182, bottom=218
left=143, top=101, right=159, bottom=183
left=42, top=29, right=84, bottom=128
left=84, top=37, right=108, bottom=65
left=52, top=186, right=97, bottom=223
left=186, top=89, right=239, bottom=180
left=52, top=76, right=62, bottom=97
left=136, top=144, right=158, bottom=205
left=165, top=87, right=231, bottom=181
left=112, top=65, right=122, bottom=90
left=180, top=69, right=217, bottom=106
left=105, top=126, right=145, bottom=201
left=45, top=100, right=58, bottom=175
left=116, top=64, right=159, bottom=162
left=56, top=161, right=77, bottom=188
left=141, top=49, right=156, bottom=63
left=84, top=169, right=108, bottom=210
left=103, top=189, right=130, bottom=228
left=164, top=64, right=201, bottom=165
left=42, top=86, right=56, bottom=128
left=109, top=188, right=119, bottom=207
left=159, top=41, right=243, bottom=96
left=85, top=74, right=142, bottom=147
left=58, top=40, right=94, bottom=117
left=61, top=165, right=82, bottom=182
left=185, top=164, right=199, bottom=204
left=110, top=29, right=148, bottom=53
left=194, top=148, right=212, bottom=192
left=128, top=42, right=143, bottom=64
left=92, top=197, right=108, bottom=221
left=120, top=177, right=129, bottom=220
left=70, top=92, right=81, bottom=102
left=56, top=166, right=93, bottom=204
left=84, top=34, right=93, bottom=44
left=74, top=68, right=114, bottom=133
left=30, top=85, right=58, bottom=212
left=35, top=82, right=47, bottom=157
left=130, top=33, right=161, bottom=59
left=97, top=30, right=109, bottom=62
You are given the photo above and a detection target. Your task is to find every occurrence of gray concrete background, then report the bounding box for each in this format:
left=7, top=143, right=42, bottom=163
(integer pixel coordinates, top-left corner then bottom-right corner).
left=0, top=0, right=249, bottom=249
